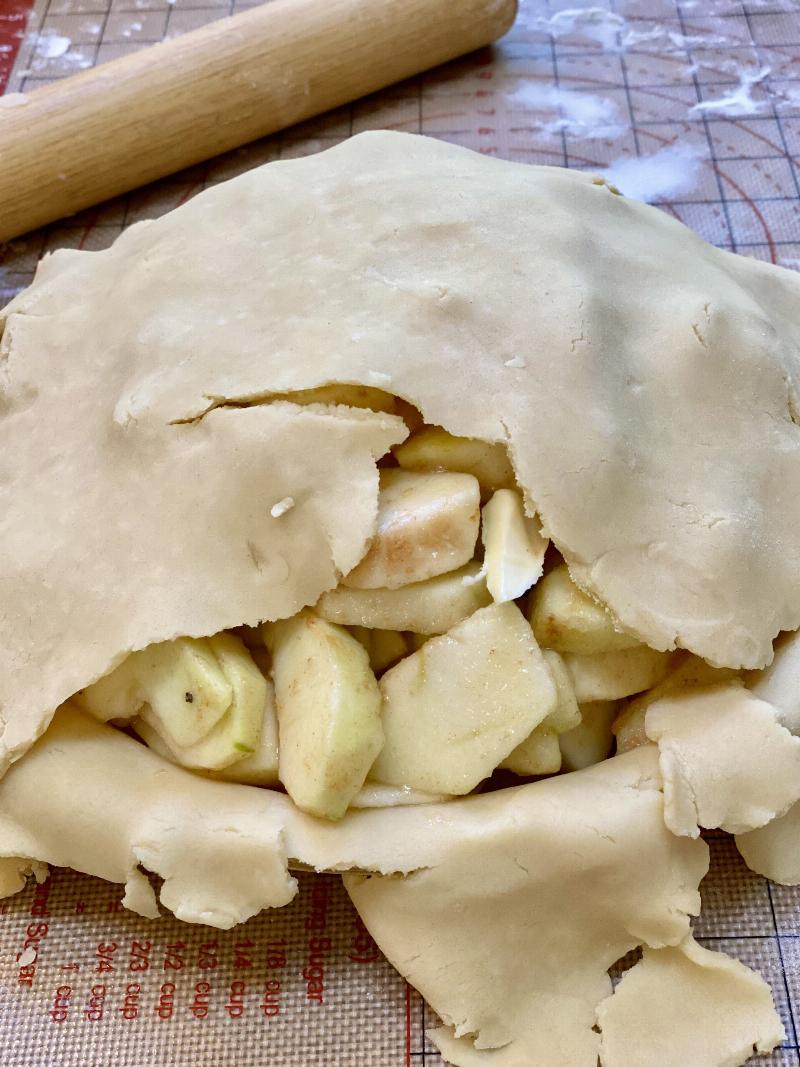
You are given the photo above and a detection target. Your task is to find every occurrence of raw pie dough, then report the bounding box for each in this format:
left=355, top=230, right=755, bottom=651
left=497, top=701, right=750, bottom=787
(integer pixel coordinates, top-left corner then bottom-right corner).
left=2, top=131, right=800, bottom=1065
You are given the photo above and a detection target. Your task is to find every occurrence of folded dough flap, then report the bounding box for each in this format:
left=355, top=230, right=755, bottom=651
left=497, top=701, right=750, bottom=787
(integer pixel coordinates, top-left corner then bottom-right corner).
left=0, top=705, right=297, bottom=929
left=343, top=747, right=710, bottom=1067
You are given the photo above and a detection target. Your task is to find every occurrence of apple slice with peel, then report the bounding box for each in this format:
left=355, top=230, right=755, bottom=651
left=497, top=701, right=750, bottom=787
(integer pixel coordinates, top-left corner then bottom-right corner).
left=559, top=701, right=618, bottom=772
left=394, top=426, right=516, bottom=494
left=316, top=561, right=491, bottom=634
left=481, top=489, right=548, bottom=603
left=371, top=602, right=557, bottom=795
left=137, top=632, right=269, bottom=771
left=74, top=635, right=240, bottom=747
left=264, top=611, right=384, bottom=821
left=530, top=563, right=641, bottom=655
left=134, top=682, right=280, bottom=783
left=342, top=469, right=480, bottom=590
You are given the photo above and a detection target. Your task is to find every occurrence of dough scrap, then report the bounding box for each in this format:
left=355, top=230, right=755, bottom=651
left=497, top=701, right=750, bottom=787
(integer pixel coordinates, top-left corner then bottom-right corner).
left=747, top=629, right=800, bottom=735
left=596, top=936, right=784, bottom=1067
left=0, top=856, right=48, bottom=897
left=645, top=684, right=800, bottom=837
left=737, top=802, right=800, bottom=885
left=343, top=748, right=708, bottom=1067
left=3, top=132, right=800, bottom=770
left=735, top=633, right=800, bottom=883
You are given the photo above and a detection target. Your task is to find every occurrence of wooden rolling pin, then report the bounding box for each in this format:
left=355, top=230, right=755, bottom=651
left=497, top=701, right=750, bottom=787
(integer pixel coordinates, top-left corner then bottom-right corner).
left=0, top=0, right=517, bottom=243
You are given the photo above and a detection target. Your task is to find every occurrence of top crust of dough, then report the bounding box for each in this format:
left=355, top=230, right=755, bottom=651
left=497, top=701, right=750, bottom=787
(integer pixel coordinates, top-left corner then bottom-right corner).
left=2, top=130, right=800, bottom=767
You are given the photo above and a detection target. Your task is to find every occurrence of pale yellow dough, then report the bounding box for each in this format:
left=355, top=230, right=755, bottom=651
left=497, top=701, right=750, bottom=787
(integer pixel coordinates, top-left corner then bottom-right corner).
left=645, top=684, right=800, bottom=837
left=596, top=936, right=784, bottom=1067
left=345, top=746, right=708, bottom=1067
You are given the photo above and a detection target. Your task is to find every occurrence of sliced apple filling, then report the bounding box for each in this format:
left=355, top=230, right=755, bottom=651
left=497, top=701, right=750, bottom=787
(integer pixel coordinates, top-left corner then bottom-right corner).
left=70, top=415, right=714, bottom=822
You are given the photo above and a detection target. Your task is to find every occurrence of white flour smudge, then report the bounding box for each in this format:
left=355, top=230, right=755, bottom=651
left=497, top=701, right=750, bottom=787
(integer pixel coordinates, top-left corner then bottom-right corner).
left=509, top=83, right=623, bottom=138
left=690, top=67, right=770, bottom=117
left=602, top=144, right=706, bottom=202
left=776, top=84, right=800, bottom=109
left=36, top=32, right=71, bottom=59
left=533, top=7, right=626, bottom=50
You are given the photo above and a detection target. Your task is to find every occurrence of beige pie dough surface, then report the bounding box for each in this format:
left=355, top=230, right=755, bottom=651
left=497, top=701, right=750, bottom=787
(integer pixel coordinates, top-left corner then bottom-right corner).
left=0, top=708, right=712, bottom=1065
left=644, top=684, right=800, bottom=837
left=596, top=936, right=784, bottom=1067
left=344, top=747, right=709, bottom=1067
left=3, top=132, right=800, bottom=775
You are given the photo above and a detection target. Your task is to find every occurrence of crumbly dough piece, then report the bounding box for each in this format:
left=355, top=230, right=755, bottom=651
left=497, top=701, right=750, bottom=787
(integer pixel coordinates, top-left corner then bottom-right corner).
left=4, top=132, right=800, bottom=771
left=596, top=936, right=784, bottom=1067
left=0, top=857, right=48, bottom=897
left=645, top=684, right=800, bottom=837
left=344, top=747, right=708, bottom=1067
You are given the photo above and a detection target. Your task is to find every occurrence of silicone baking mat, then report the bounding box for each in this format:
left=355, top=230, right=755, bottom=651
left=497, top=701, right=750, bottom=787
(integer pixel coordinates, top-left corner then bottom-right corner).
left=2, top=0, right=800, bottom=1063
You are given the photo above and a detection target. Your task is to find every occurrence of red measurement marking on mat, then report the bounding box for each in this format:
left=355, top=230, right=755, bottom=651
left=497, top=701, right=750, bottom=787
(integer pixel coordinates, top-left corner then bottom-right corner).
left=0, top=0, right=34, bottom=94
left=405, top=982, right=412, bottom=1067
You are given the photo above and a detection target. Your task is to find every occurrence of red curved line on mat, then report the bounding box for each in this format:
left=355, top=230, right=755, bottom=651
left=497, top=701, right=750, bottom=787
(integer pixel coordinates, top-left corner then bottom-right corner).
left=715, top=166, right=778, bottom=262
left=78, top=209, right=100, bottom=251
left=379, top=111, right=467, bottom=129
left=405, top=982, right=412, bottom=1067
left=631, top=84, right=790, bottom=158
left=505, top=144, right=607, bottom=168
left=175, top=180, right=204, bottom=207
left=659, top=202, right=686, bottom=224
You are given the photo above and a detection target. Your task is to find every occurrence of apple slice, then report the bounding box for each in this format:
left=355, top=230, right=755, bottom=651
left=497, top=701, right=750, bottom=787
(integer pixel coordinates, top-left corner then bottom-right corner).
left=342, top=469, right=480, bottom=590
left=542, top=649, right=582, bottom=733
left=134, top=672, right=280, bottom=784
left=371, top=602, right=557, bottom=795
left=73, top=654, right=143, bottom=723
left=137, top=632, right=268, bottom=770
left=530, top=563, right=640, bottom=654
left=394, top=426, right=516, bottom=494
left=563, top=646, right=673, bottom=703
left=265, top=611, right=384, bottom=820
left=350, top=783, right=447, bottom=808
left=316, top=561, right=491, bottom=634
left=502, top=649, right=580, bottom=775
left=74, top=635, right=236, bottom=747
left=350, top=627, right=409, bottom=674
left=501, top=725, right=561, bottom=776
left=481, top=489, right=548, bottom=603
left=559, top=701, right=618, bottom=772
